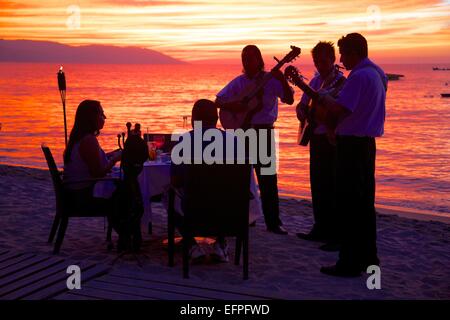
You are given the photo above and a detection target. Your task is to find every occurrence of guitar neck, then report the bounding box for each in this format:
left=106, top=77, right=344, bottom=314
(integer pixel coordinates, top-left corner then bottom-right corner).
left=246, top=60, right=287, bottom=99
left=233, top=46, right=300, bottom=105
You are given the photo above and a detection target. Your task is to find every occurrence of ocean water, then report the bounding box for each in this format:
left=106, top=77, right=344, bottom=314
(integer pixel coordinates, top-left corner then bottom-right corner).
left=0, top=62, right=449, bottom=215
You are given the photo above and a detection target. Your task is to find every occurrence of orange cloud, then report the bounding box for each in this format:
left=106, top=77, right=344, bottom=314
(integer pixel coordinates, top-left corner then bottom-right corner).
left=0, top=0, right=449, bottom=62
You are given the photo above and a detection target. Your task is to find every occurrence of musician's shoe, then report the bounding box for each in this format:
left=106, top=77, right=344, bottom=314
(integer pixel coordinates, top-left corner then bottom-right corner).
left=321, top=257, right=379, bottom=277
left=296, top=230, right=327, bottom=242
left=361, top=257, right=381, bottom=271
left=267, top=225, right=288, bottom=235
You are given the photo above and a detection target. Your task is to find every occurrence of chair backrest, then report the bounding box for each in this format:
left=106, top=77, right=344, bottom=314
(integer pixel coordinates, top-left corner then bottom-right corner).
left=181, top=163, right=251, bottom=237
left=41, top=145, right=64, bottom=210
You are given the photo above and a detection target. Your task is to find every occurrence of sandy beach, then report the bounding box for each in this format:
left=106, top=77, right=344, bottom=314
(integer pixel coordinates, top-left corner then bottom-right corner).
left=0, top=163, right=449, bottom=300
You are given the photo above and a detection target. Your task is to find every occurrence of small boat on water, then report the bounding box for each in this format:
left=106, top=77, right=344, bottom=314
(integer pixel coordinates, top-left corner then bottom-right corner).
left=433, top=67, right=450, bottom=71
left=441, top=93, right=450, bottom=98
left=386, top=73, right=404, bottom=81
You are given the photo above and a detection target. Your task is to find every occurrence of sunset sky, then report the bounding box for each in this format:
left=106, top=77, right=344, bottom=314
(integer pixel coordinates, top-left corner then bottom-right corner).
left=1, top=0, right=449, bottom=63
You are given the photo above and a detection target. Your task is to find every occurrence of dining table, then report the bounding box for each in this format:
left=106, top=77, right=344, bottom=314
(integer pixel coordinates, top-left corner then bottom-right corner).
left=94, top=159, right=263, bottom=234
left=138, top=160, right=263, bottom=233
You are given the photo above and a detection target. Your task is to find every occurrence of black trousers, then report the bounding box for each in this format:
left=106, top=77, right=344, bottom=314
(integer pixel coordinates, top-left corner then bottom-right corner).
left=335, top=136, right=379, bottom=269
left=252, top=125, right=281, bottom=229
left=309, top=134, right=337, bottom=240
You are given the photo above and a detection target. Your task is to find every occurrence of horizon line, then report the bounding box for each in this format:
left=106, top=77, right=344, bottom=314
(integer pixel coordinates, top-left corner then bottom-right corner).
left=1, top=38, right=449, bottom=65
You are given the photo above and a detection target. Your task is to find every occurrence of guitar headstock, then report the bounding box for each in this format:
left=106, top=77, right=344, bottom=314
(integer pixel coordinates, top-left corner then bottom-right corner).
left=281, top=46, right=301, bottom=64
left=273, top=46, right=301, bottom=68
left=284, top=65, right=304, bottom=86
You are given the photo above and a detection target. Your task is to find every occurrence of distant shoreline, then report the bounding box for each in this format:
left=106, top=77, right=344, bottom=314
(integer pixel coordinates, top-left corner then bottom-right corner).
left=1, top=162, right=448, bottom=224
left=1, top=61, right=449, bottom=66
left=0, top=39, right=186, bottom=64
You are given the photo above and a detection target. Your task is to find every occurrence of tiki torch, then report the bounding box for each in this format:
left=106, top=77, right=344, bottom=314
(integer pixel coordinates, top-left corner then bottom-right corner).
left=57, top=66, right=68, bottom=147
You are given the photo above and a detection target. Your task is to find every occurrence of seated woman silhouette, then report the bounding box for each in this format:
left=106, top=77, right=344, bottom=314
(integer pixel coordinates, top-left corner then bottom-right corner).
left=63, top=100, right=121, bottom=210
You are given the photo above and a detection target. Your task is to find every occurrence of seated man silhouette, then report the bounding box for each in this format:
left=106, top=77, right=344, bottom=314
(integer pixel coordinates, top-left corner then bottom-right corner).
left=171, top=99, right=234, bottom=263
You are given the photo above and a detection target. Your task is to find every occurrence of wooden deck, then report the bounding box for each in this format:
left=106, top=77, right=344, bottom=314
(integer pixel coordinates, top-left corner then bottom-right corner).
left=0, top=250, right=282, bottom=300
left=54, top=270, right=281, bottom=300
left=0, top=250, right=109, bottom=300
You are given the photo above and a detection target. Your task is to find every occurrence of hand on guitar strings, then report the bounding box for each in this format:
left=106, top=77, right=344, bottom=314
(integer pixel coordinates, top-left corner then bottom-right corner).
left=271, top=69, right=286, bottom=82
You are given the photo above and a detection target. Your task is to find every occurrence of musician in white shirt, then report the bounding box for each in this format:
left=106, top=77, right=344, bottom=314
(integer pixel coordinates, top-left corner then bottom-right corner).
left=216, top=45, right=294, bottom=235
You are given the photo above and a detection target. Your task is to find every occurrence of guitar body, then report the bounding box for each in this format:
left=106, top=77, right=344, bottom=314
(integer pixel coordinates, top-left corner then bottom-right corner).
left=298, top=119, right=312, bottom=146
left=218, top=45, right=301, bottom=130
left=298, top=99, right=319, bottom=146
left=219, top=98, right=262, bottom=130
left=285, top=65, right=346, bottom=146
left=219, top=80, right=264, bottom=129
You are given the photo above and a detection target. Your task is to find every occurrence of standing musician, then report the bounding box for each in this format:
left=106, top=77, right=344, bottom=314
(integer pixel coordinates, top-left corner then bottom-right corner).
left=215, top=45, right=294, bottom=234
left=295, top=41, right=346, bottom=250
left=284, top=33, right=386, bottom=276
left=316, top=33, right=387, bottom=277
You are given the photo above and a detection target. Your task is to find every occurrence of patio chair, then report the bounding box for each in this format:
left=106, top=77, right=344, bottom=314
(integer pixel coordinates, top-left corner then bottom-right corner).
left=41, top=144, right=116, bottom=254
left=167, top=162, right=252, bottom=279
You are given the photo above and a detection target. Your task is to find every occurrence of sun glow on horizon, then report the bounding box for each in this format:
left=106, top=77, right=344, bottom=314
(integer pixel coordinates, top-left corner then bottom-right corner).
left=0, top=0, right=449, bottom=63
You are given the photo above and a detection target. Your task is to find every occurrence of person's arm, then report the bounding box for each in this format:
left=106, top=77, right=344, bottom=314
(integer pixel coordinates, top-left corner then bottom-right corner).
left=215, top=97, right=246, bottom=112
left=106, top=149, right=122, bottom=158
left=216, top=77, right=245, bottom=112
left=272, top=70, right=294, bottom=105
left=316, top=95, right=350, bottom=129
left=317, top=73, right=361, bottom=128
left=79, top=135, right=120, bottom=178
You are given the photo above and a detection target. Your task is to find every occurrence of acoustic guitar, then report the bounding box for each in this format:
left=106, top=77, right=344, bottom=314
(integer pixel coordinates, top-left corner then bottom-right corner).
left=285, top=65, right=346, bottom=146
left=219, top=46, right=301, bottom=129
left=284, top=65, right=320, bottom=146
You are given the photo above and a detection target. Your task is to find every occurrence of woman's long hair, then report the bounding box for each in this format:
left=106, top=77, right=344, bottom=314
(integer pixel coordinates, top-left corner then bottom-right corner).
left=241, top=45, right=265, bottom=75
left=64, top=100, right=102, bottom=164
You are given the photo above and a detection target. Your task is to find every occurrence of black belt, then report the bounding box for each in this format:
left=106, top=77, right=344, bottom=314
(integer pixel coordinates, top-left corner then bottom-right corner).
left=336, top=135, right=375, bottom=142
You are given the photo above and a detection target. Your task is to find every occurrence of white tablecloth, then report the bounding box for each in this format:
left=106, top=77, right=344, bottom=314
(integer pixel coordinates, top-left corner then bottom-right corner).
left=138, top=161, right=263, bottom=226
left=138, top=161, right=171, bottom=227
left=94, top=161, right=263, bottom=227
